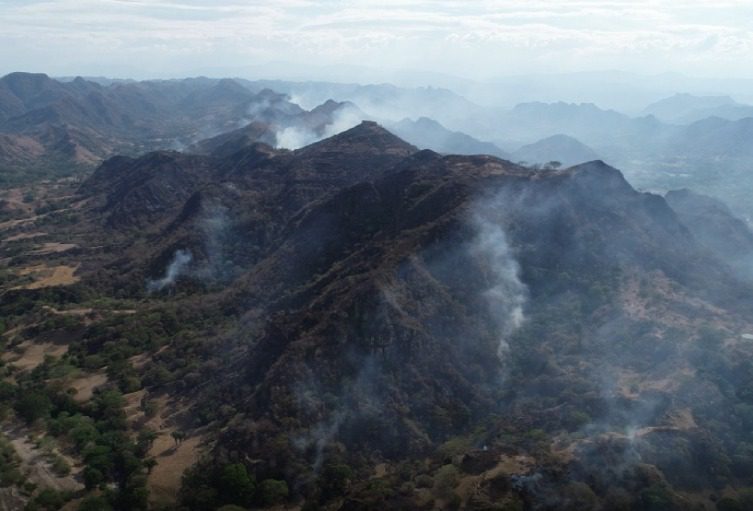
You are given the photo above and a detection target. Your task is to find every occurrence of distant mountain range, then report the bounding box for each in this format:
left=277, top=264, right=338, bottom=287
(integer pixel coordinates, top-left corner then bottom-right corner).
left=388, top=117, right=509, bottom=159
left=511, top=134, right=600, bottom=167
left=643, top=93, right=753, bottom=124
left=6, top=71, right=753, bottom=223
left=0, top=73, right=359, bottom=183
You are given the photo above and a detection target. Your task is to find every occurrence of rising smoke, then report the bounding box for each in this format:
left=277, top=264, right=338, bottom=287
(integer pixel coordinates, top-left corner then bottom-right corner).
left=146, top=249, right=192, bottom=292
left=194, top=204, right=233, bottom=282
left=275, top=106, right=367, bottom=150
left=470, top=200, right=528, bottom=360
left=293, top=355, right=384, bottom=472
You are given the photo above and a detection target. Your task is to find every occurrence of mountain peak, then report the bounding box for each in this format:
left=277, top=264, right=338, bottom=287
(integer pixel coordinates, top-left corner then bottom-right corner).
left=297, top=121, right=417, bottom=156
left=512, top=134, right=600, bottom=167
left=0, top=72, right=59, bottom=99
left=566, top=159, right=634, bottom=196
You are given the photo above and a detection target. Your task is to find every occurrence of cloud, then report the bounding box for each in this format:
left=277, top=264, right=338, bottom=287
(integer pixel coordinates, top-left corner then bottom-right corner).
left=2, top=0, right=753, bottom=79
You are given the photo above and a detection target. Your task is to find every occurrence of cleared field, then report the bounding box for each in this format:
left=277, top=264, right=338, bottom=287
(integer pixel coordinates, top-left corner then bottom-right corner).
left=14, top=264, right=80, bottom=289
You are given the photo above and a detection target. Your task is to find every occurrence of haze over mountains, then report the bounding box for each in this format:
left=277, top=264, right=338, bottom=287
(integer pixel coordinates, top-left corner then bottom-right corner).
left=5, top=66, right=753, bottom=511
left=5, top=71, right=753, bottom=222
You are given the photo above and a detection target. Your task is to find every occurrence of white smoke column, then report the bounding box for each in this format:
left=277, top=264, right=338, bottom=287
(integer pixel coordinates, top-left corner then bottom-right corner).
left=147, top=249, right=192, bottom=292
left=275, top=106, right=367, bottom=150
left=470, top=215, right=527, bottom=360
left=275, top=126, right=318, bottom=150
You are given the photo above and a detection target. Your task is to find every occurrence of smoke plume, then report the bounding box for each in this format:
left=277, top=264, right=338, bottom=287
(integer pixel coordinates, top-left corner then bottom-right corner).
left=146, top=249, right=192, bottom=292
left=275, top=106, right=366, bottom=150
left=470, top=205, right=528, bottom=360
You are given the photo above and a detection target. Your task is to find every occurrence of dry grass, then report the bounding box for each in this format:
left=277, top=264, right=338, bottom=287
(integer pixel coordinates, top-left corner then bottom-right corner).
left=3, top=341, right=68, bottom=371
left=140, top=395, right=207, bottom=506
left=455, top=453, right=536, bottom=504
left=42, top=305, right=94, bottom=316
left=0, top=215, right=39, bottom=230
left=2, top=423, right=82, bottom=493
left=68, top=372, right=108, bottom=402
left=14, top=264, right=80, bottom=289
left=148, top=434, right=203, bottom=505
left=3, top=231, right=46, bottom=242
left=29, top=242, right=77, bottom=255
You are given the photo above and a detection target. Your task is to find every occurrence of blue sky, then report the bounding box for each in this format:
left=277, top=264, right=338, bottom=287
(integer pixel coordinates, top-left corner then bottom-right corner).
left=2, top=0, right=753, bottom=80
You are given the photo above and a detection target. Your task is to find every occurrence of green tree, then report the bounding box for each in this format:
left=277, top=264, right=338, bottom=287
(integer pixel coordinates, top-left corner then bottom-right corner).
left=144, top=457, right=158, bottom=474
left=83, top=466, right=105, bottom=489
left=319, top=463, right=353, bottom=499
left=15, top=391, right=51, bottom=423
left=258, top=479, right=289, bottom=506
left=218, top=463, right=256, bottom=506
left=79, top=495, right=113, bottom=511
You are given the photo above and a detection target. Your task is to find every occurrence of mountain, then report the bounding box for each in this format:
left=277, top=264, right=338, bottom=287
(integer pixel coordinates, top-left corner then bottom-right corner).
left=0, top=73, right=364, bottom=184
left=497, top=101, right=637, bottom=145
left=11, top=72, right=753, bottom=229
left=388, top=117, right=509, bottom=158
left=643, top=93, right=739, bottom=123
left=238, top=78, right=495, bottom=138
left=4, top=122, right=753, bottom=509
left=668, top=116, right=753, bottom=159
left=187, top=121, right=277, bottom=158
left=511, top=134, right=600, bottom=167
left=666, top=188, right=753, bottom=277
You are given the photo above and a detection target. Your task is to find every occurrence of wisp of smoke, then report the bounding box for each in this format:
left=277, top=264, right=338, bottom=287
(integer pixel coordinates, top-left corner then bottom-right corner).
left=275, top=106, right=366, bottom=150
left=470, top=210, right=528, bottom=360
left=146, top=249, right=192, bottom=292
left=293, top=356, right=384, bottom=471
left=195, top=205, right=231, bottom=282
left=310, top=411, right=346, bottom=472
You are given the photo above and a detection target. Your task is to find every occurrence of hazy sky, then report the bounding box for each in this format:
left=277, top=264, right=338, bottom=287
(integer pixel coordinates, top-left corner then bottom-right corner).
left=2, top=0, right=753, bottom=81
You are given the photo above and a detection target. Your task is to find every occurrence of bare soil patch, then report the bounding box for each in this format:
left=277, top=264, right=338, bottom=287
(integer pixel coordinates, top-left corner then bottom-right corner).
left=2, top=423, right=82, bottom=493
left=144, top=396, right=207, bottom=506
left=67, top=372, right=108, bottom=402
left=3, top=341, right=68, bottom=371
left=4, top=231, right=46, bottom=242
left=14, top=264, right=79, bottom=289
left=29, top=242, right=77, bottom=255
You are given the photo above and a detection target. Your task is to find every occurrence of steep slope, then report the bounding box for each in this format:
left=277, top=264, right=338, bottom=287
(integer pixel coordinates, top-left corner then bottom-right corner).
left=187, top=121, right=277, bottom=158
left=5, top=124, right=753, bottom=510
left=81, top=121, right=416, bottom=230
left=666, top=188, right=753, bottom=277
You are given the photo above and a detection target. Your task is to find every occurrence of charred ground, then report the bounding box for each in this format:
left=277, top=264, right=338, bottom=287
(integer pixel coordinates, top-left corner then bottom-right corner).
left=2, top=122, right=753, bottom=510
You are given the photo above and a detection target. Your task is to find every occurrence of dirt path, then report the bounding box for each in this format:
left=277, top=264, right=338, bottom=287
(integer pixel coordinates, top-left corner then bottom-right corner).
left=1, top=424, right=82, bottom=493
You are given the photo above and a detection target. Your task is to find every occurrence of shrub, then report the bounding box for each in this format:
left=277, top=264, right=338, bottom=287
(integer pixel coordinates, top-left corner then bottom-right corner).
left=218, top=463, right=256, bottom=507
left=258, top=479, right=289, bottom=506
left=415, top=474, right=433, bottom=488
